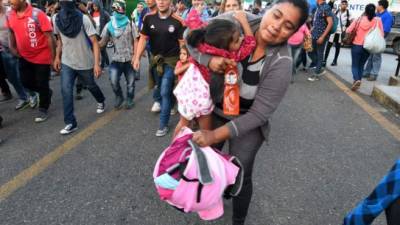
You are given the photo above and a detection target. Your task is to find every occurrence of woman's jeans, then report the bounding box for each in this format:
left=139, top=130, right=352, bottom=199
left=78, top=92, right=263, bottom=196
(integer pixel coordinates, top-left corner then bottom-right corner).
left=108, top=61, right=135, bottom=100
left=351, top=45, right=370, bottom=81
left=152, top=64, right=175, bottom=129
left=1, top=50, right=30, bottom=101
left=61, top=64, right=105, bottom=126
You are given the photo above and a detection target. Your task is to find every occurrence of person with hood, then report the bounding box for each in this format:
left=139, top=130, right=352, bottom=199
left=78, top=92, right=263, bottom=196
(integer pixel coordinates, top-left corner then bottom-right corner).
left=99, top=0, right=137, bottom=109
left=53, top=0, right=106, bottom=135
left=346, top=3, right=383, bottom=91
left=90, top=0, right=110, bottom=68
left=131, top=1, right=146, bottom=31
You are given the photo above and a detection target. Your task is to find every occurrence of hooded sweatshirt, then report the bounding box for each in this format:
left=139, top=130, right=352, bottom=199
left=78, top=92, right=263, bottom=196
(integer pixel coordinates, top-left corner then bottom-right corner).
left=346, top=16, right=384, bottom=46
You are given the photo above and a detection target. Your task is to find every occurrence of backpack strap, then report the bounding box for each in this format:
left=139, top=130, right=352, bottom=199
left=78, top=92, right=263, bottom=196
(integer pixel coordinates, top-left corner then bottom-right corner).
left=31, top=7, right=41, bottom=30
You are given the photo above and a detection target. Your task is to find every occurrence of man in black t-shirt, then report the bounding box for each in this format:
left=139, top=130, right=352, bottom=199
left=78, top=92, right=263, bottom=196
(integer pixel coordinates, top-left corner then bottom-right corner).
left=132, top=0, right=184, bottom=137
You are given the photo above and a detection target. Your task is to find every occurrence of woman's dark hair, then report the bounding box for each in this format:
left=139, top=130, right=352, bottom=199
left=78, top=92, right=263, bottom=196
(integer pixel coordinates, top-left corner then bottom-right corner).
left=275, top=0, right=309, bottom=29
left=186, top=19, right=239, bottom=50
left=365, top=3, right=376, bottom=21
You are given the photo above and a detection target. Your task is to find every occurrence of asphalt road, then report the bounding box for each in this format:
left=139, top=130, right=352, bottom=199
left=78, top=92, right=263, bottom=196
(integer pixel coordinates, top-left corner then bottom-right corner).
left=0, top=57, right=399, bottom=225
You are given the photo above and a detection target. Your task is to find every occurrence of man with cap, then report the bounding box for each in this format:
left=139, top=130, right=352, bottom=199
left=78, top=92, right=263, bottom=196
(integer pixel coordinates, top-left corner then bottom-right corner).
left=99, top=0, right=138, bottom=110
left=53, top=0, right=106, bottom=135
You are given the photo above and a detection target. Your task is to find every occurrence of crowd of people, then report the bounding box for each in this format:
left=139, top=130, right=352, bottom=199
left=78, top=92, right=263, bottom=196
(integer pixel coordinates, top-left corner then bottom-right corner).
left=0, top=0, right=398, bottom=224
left=287, top=0, right=392, bottom=91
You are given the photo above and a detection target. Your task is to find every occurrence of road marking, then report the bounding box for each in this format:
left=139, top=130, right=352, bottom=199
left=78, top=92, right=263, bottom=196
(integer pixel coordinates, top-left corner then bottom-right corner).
left=0, top=87, right=148, bottom=202
left=326, top=73, right=400, bottom=141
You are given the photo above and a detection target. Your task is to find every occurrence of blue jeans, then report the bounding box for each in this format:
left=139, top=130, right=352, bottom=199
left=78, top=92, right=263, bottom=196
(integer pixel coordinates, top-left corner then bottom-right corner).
left=351, top=45, right=370, bottom=81
left=109, top=61, right=135, bottom=100
left=61, top=64, right=105, bottom=126
left=152, top=64, right=175, bottom=129
left=1, top=50, right=30, bottom=101
left=364, top=53, right=382, bottom=78
left=310, top=38, right=328, bottom=74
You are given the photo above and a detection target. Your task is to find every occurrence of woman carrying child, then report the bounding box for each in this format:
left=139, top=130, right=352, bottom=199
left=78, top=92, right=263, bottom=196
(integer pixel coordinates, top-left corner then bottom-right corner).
left=186, top=1, right=309, bottom=224
left=173, top=7, right=256, bottom=138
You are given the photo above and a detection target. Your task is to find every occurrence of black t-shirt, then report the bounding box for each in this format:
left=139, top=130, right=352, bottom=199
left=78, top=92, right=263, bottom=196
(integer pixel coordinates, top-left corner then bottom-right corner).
left=141, top=12, right=185, bottom=57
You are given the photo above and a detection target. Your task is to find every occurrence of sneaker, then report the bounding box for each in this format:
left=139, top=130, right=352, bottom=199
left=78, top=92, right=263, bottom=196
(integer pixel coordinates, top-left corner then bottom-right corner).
left=60, top=124, right=78, bottom=135
left=151, top=102, right=161, bottom=113
left=15, top=99, right=30, bottom=110
left=351, top=80, right=361, bottom=91
left=0, top=94, right=12, bottom=102
left=307, top=75, right=320, bottom=82
left=316, top=69, right=326, bottom=76
left=155, top=127, right=169, bottom=137
left=29, top=93, right=39, bottom=108
left=125, top=98, right=134, bottom=109
left=114, top=95, right=124, bottom=109
left=331, top=62, right=337, bottom=66
left=96, top=102, right=105, bottom=114
left=34, top=109, right=48, bottom=123
left=367, top=76, right=377, bottom=81
left=170, top=108, right=177, bottom=116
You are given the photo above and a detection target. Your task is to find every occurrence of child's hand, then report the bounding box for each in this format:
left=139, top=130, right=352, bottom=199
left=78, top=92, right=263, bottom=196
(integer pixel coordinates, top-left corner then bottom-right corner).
left=233, top=11, right=248, bottom=25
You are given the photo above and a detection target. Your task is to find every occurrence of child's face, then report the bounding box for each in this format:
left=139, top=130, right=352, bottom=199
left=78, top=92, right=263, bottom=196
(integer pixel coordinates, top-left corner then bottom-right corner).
left=228, top=31, right=244, bottom=52
left=180, top=49, right=188, bottom=63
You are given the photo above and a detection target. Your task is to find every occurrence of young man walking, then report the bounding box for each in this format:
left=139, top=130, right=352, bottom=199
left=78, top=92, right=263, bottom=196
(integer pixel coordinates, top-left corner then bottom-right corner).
left=7, top=0, right=56, bottom=122
left=0, top=1, right=37, bottom=110
left=133, top=0, right=184, bottom=137
left=53, top=0, right=106, bottom=135
left=363, top=0, right=393, bottom=81
left=99, top=0, right=137, bottom=109
left=323, top=0, right=351, bottom=67
left=308, top=0, right=333, bottom=82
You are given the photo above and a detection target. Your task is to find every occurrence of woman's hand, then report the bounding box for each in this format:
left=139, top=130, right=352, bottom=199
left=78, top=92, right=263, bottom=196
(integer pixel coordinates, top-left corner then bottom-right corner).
left=209, top=57, right=236, bottom=74
left=233, top=11, right=248, bottom=26
left=192, top=130, right=217, bottom=147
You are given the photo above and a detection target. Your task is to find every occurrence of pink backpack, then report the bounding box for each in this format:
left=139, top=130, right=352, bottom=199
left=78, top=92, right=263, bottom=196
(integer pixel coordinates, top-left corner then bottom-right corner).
left=153, top=127, right=243, bottom=220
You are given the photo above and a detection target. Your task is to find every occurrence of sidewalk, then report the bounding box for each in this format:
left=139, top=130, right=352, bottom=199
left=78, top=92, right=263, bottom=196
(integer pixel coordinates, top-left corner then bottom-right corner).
left=325, top=47, right=398, bottom=96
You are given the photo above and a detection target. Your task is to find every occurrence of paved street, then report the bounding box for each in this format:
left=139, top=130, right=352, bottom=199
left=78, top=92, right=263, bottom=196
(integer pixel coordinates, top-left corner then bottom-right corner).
left=324, top=47, right=399, bottom=95
left=0, top=57, right=399, bottom=225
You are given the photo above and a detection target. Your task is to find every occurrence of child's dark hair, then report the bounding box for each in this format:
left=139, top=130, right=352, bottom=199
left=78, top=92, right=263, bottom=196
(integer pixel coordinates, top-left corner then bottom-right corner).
left=365, top=3, right=376, bottom=21
left=180, top=45, right=188, bottom=54
left=186, top=19, right=240, bottom=50
left=276, top=0, right=309, bottom=29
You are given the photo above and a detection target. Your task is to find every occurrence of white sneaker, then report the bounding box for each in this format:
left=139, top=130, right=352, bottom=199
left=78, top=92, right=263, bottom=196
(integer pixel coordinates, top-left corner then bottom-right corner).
left=151, top=102, right=161, bottom=113
left=155, top=127, right=169, bottom=137
left=96, top=102, right=105, bottom=114
left=60, top=124, right=78, bottom=135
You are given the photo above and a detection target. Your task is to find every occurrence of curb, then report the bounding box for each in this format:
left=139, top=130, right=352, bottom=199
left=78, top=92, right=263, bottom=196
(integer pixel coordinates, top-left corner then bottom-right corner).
left=371, top=85, right=400, bottom=114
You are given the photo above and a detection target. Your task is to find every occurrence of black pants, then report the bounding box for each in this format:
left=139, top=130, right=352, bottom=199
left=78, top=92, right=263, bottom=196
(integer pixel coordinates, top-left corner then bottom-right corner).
left=19, top=58, right=51, bottom=110
left=324, top=33, right=341, bottom=63
left=386, top=198, right=400, bottom=225
left=213, top=114, right=265, bottom=225
left=0, top=55, right=10, bottom=96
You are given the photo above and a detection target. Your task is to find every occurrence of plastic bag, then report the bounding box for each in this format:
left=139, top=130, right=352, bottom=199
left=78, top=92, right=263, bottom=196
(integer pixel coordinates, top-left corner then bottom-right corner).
left=173, top=64, right=214, bottom=121
left=363, top=19, right=386, bottom=54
